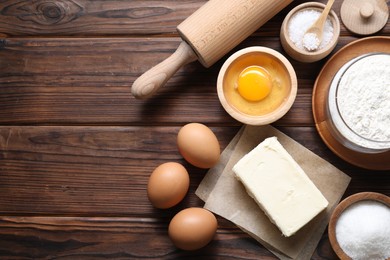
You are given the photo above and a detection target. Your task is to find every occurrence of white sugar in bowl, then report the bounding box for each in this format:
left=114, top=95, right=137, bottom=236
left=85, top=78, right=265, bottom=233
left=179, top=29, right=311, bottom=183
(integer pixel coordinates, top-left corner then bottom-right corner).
left=328, top=192, right=390, bottom=259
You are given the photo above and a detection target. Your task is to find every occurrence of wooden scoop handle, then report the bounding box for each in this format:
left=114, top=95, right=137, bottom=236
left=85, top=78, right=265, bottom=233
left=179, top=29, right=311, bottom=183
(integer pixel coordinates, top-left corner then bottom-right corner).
left=311, top=0, right=335, bottom=38
left=131, top=41, right=197, bottom=99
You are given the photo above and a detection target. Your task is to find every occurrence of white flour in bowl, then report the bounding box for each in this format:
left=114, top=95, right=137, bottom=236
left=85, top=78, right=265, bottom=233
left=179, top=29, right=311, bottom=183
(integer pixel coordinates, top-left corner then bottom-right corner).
left=336, top=53, right=390, bottom=149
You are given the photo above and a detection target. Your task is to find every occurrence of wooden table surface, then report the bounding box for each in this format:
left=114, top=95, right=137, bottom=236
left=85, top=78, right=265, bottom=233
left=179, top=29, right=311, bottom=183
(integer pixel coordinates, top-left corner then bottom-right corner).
left=0, top=0, right=389, bottom=259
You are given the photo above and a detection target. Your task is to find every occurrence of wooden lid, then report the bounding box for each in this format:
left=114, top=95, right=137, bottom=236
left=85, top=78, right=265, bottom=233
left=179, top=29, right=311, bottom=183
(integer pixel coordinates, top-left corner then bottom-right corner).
left=340, top=0, right=389, bottom=35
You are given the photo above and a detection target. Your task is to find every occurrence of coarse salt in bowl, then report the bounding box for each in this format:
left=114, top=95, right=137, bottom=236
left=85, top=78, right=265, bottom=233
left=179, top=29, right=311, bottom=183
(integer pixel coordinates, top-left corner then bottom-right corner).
left=280, top=2, right=340, bottom=63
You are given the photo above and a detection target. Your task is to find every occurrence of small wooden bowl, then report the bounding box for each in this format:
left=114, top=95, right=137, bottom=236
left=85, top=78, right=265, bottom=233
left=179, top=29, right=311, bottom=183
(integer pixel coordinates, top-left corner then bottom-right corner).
left=328, top=192, right=390, bottom=259
left=217, top=46, right=297, bottom=125
left=280, top=2, right=340, bottom=63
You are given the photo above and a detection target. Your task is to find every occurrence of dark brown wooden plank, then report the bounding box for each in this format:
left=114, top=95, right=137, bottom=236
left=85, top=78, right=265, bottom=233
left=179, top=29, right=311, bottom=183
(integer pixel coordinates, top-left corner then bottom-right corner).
left=1, top=0, right=388, bottom=37
left=0, top=36, right=364, bottom=126
left=1, top=125, right=388, bottom=217
left=0, top=125, right=239, bottom=216
left=0, top=0, right=305, bottom=37
left=0, top=0, right=205, bottom=36
left=0, top=216, right=280, bottom=259
left=0, top=216, right=340, bottom=259
left=0, top=215, right=341, bottom=259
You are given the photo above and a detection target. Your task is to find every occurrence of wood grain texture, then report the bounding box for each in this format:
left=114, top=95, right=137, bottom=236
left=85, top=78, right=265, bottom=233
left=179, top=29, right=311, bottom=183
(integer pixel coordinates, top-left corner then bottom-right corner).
left=0, top=0, right=205, bottom=36
left=0, top=36, right=364, bottom=126
left=0, top=0, right=389, bottom=259
left=0, top=216, right=279, bottom=259
left=0, top=0, right=388, bottom=37
left=1, top=125, right=388, bottom=217
left=0, top=126, right=238, bottom=216
left=0, top=36, right=359, bottom=126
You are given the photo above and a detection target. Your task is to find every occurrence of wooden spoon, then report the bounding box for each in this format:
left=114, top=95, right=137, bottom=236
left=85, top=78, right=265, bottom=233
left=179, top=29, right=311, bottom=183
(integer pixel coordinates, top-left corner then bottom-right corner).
left=303, top=0, right=335, bottom=51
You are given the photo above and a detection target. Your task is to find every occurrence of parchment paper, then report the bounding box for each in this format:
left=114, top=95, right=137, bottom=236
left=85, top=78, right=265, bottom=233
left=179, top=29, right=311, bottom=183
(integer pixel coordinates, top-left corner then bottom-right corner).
left=196, top=125, right=351, bottom=259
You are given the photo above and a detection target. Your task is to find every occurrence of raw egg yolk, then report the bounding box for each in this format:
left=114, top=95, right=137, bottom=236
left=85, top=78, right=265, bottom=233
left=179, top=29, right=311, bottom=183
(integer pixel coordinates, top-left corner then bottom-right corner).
left=236, top=66, right=272, bottom=102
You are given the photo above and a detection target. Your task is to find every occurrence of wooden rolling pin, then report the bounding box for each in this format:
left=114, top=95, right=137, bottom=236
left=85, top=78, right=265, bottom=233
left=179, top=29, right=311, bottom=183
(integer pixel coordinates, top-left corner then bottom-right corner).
left=131, top=0, right=293, bottom=99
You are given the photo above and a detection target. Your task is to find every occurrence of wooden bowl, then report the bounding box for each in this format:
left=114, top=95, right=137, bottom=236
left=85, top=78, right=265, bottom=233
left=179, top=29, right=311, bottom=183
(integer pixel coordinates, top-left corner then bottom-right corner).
left=328, top=192, right=390, bottom=259
left=217, top=46, right=297, bottom=125
left=280, top=2, right=340, bottom=63
left=312, top=36, right=390, bottom=170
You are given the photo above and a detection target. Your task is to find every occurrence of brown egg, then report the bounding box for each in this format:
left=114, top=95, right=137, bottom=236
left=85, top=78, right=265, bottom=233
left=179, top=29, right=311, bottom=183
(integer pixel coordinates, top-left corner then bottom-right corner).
left=168, top=207, right=218, bottom=250
left=177, top=123, right=220, bottom=169
left=147, top=162, right=190, bottom=209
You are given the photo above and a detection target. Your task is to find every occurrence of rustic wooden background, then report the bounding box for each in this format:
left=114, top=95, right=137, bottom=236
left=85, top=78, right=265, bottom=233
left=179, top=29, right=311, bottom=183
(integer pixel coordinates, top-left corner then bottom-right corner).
left=0, top=0, right=389, bottom=259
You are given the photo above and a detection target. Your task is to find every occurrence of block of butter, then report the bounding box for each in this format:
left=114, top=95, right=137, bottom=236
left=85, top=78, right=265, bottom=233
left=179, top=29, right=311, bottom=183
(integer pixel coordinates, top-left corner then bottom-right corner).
left=233, top=136, right=329, bottom=237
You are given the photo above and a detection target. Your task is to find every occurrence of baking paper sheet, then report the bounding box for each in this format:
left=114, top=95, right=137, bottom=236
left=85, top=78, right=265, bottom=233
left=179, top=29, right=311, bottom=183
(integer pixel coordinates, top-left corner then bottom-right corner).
left=196, top=125, right=351, bottom=259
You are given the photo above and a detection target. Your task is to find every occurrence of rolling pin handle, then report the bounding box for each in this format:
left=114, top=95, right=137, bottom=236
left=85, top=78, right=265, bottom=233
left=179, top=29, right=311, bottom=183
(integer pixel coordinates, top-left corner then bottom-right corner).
left=131, top=41, right=197, bottom=99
